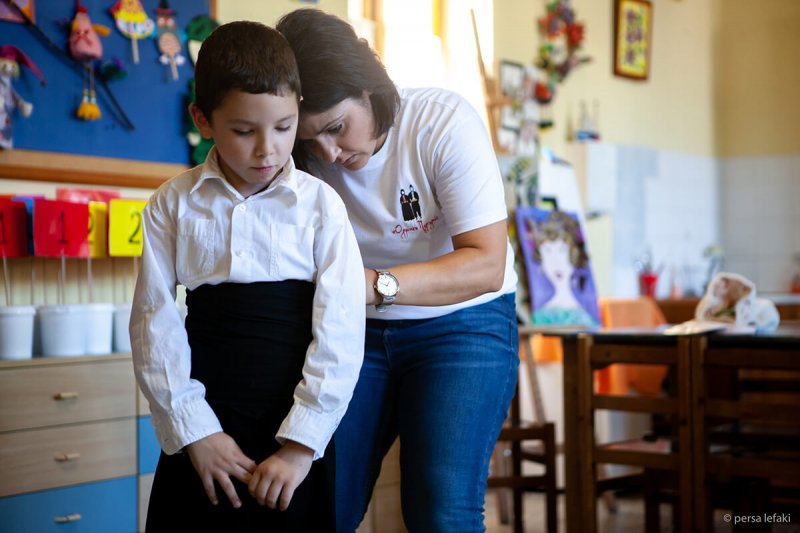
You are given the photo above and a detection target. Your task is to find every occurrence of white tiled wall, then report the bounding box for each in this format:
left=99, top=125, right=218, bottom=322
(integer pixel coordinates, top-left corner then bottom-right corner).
left=565, top=143, right=720, bottom=298
left=720, top=154, right=800, bottom=293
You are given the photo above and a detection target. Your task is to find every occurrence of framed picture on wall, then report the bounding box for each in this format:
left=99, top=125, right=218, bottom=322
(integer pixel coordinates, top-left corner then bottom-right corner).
left=613, top=0, right=653, bottom=80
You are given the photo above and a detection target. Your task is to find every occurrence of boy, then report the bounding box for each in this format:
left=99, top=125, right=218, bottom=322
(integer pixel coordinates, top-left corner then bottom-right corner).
left=130, top=21, right=365, bottom=532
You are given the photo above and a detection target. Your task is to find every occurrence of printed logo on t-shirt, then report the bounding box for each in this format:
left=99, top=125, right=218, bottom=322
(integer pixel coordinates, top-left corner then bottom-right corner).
left=393, top=184, right=439, bottom=240
left=399, top=184, right=422, bottom=222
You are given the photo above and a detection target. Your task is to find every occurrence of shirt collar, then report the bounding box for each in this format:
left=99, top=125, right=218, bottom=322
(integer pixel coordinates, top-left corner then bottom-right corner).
left=189, top=146, right=300, bottom=203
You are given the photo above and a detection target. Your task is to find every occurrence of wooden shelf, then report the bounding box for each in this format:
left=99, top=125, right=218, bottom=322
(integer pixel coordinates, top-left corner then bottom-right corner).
left=0, top=149, right=186, bottom=190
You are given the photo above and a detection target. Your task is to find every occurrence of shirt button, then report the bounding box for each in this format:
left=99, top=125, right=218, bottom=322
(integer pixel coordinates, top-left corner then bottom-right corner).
left=236, top=250, right=244, bottom=257
left=238, top=204, right=247, bottom=212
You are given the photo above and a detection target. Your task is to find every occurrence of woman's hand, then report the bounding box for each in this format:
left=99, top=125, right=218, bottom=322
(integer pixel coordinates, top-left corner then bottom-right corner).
left=248, top=440, right=314, bottom=510
left=186, top=432, right=257, bottom=508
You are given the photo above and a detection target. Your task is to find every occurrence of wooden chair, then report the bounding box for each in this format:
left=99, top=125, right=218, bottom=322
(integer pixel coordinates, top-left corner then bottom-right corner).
left=488, top=328, right=558, bottom=533
left=576, top=332, right=694, bottom=533
left=691, top=331, right=800, bottom=533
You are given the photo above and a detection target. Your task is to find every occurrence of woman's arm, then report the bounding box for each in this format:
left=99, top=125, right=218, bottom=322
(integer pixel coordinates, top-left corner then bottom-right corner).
left=365, top=218, right=508, bottom=307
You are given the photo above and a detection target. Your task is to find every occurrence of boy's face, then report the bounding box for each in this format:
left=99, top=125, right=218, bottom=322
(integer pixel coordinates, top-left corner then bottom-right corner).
left=191, top=89, right=298, bottom=197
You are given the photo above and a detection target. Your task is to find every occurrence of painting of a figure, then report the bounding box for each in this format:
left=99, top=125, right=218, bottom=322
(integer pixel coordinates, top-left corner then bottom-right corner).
left=516, top=207, right=600, bottom=326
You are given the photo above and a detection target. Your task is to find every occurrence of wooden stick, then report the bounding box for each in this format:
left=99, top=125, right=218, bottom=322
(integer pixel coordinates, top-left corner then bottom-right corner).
left=2, top=256, right=11, bottom=306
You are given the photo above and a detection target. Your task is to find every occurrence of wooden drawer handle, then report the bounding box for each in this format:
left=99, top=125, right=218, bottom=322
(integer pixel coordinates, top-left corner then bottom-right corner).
left=53, top=392, right=79, bottom=400
left=54, top=452, right=81, bottom=462
left=53, top=513, right=82, bottom=523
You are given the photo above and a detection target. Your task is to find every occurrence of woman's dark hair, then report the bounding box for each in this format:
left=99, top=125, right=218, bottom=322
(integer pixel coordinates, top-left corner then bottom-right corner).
left=194, top=21, right=301, bottom=119
left=276, top=9, right=400, bottom=138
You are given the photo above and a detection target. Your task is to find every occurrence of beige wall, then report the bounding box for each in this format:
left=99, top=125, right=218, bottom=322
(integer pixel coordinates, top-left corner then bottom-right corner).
left=216, top=0, right=347, bottom=26
left=494, top=0, right=716, bottom=157
left=714, top=0, right=800, bottom=157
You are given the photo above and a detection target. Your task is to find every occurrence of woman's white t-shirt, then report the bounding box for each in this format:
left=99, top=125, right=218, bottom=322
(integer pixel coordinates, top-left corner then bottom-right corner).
left=309, top=87, right=517, bottom=320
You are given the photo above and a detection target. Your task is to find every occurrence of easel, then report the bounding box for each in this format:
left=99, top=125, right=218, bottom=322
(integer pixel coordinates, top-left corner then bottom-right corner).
left=470, top=8, right=511, bottom=154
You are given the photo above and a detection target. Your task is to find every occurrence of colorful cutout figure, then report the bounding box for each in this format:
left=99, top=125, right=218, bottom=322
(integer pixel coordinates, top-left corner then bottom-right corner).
left=69, top=0, right=110, bottom=122
left=110, top=0, right=155, bottom=65
left=155, top=0, right=184, bottom=81
left=0, top=44, right=45, bottom=148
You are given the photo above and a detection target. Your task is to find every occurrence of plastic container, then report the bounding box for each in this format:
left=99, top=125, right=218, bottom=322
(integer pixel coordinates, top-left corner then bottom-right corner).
left=84, top=303, right=114, bottom=355
left=0, top=306, right=36, bottom=361
left=38, top=305, right=87, bottom=358
left=113, top=303, right=132, bottom=353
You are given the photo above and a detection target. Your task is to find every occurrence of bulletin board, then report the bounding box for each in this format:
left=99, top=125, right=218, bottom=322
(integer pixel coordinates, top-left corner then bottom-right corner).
left=0, top=0, right=214, bottom=187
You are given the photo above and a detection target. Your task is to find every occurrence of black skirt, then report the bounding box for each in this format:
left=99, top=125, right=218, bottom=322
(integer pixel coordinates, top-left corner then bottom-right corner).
left=145, top=281, right=335, bottom=533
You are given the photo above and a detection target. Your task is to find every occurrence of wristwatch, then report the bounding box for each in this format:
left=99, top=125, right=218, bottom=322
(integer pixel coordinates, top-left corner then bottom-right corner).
left=374, top=269, right=399, bottom=312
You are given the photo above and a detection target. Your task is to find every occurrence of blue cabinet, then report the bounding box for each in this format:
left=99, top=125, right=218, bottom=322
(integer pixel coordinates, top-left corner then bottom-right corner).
left=138, top=416, right=160, bottom=475
left=0, top=477, right=137, bottom=533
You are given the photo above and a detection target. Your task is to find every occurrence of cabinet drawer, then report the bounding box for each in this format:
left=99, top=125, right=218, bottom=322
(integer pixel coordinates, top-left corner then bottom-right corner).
left=0, top=358, right=135, bottom=432
left=0, top=419, right=136, bottom=497
left=0, top=476, right=136, bottom=533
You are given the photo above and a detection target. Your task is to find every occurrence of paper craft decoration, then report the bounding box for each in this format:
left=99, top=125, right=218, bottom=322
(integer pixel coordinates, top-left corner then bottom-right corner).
left=0, top=0, right=34, bottom=23
left=110, top=0, right=155, bottom=65
left=108, top=199, right=146, bottom=257
left=56, top=187, right=121, bottom=205
left=185, top=15, right=219, bottom=164
left=69, top=0, right=110, bottom=121
left=32, top=199, right=90, bottom=258
left=0, top=44, right=45, bottom=148
left=87, top=201, right=109, bottom=258
left=155, top=0, right=185, bottom=81
left=516, top=207, right=600, bottom=326
left=0, top=200, right=28, bottom=258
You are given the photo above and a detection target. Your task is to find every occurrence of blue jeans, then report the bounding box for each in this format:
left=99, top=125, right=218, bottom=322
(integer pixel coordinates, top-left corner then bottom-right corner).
left=335, top=293, right=519, bottom=532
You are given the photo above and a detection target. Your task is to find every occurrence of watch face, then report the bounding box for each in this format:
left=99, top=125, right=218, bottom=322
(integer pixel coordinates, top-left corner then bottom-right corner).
left=376, top=273, right=399, bottom=297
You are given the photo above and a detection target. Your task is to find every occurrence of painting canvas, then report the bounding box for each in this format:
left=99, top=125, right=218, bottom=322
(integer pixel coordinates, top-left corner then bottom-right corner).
left=516, top=206, right=600, bottom=326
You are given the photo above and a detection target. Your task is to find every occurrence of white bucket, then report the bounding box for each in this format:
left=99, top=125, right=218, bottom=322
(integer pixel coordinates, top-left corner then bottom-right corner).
left=38, top=305, right=87, bottom=358
left=84, top=303, right=114, bottom=355
left=113, top=303, right=132, bottom=353
left=0, top=306, right=36, bottom=361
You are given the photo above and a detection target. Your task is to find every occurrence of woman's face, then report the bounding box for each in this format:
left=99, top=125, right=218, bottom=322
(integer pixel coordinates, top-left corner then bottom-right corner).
left=539, top=238, right=574, bottom=283
left=296, top=94, right=387, bottom=171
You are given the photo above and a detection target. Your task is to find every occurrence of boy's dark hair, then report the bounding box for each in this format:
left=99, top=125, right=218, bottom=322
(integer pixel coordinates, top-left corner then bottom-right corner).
left=194, top=20, right=301, bottom=119
left=276, top=9, right=400, bottom=139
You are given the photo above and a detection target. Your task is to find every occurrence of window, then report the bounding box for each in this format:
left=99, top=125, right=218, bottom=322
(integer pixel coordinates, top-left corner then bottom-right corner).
left=350, top=0, right=494, bottom=128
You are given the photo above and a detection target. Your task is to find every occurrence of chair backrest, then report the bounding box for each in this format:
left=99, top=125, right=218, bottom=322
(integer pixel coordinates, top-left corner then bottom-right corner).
left=598, top=297, right=668, bottom=396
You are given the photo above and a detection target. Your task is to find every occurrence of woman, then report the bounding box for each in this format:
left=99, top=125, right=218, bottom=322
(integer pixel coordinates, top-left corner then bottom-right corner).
left=277, top=9, right=519, bottom=532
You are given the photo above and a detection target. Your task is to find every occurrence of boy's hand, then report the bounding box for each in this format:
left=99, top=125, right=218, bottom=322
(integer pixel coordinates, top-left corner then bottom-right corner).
left=186, top=432, right=257, bottom=508
left=248, top=440, right=314, bottom=510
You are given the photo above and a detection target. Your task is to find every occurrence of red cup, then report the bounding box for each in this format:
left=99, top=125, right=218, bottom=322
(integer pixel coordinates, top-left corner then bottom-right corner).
left=639, top=272, right=659, bottom=298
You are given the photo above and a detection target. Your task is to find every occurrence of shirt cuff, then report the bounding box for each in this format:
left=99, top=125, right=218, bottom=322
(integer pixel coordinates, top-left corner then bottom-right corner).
left=275, top=402, right=342, bottom=460
left=151, top=399, right=223, bottom=455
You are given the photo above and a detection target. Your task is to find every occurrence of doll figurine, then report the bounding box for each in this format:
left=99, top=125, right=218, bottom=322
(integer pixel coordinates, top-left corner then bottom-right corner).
left=0, top=45, right=45, bottom=149
left=70, top=0, right=110, bottom=121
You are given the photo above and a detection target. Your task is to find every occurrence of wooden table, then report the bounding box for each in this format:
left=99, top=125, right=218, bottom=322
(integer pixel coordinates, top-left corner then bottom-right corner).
left=553, top=325, right=800, bottom=533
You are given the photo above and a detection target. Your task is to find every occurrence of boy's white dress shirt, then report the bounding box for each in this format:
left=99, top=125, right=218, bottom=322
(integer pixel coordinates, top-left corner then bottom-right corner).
left=130, top=147, right=365, bottom=459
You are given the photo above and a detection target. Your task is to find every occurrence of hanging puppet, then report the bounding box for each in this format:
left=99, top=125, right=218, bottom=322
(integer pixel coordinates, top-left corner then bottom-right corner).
left=0, top=45, right=46, bottom=149
left=110, top=0, right=155, bottom=65
left=154, top=0, right=185, bottom=81
left=70, top=0, right=110, bottom=122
